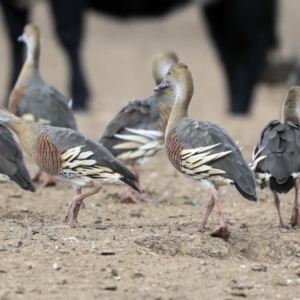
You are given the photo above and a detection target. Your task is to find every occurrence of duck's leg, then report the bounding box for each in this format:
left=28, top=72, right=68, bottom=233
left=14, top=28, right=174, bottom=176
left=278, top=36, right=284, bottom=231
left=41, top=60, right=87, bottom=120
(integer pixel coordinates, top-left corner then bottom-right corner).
left=120, top=163, right=152, bottom=203
left=120, top=163, right=140, bottom=203
left=64, top=180, right=103, bottom=228
left=72, top=187, right=86, bottom=208
left=120, top=188, right=140, bottom=203
left=273, top=191, right=289, bottom=228
left=41, top=174, right=56, bottom=187
left=183, top=196, right=215, bottom=233
left=291, top=178, right=300, bottom=228
left=32, top=169, right=56, bottom=187
left=31, top=168, right=42, bottom=182
left=210, top=188, right=230, bottom=240
left=132, top=163, right=141, bottom=183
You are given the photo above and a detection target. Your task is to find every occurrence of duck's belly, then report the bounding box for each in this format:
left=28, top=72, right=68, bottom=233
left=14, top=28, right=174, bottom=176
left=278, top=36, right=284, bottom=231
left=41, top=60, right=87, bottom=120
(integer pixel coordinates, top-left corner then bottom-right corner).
left=57, top=174, right=94, bottom=188
left=185, top=173, right=234, bottom=189
left=57, top=172, right=125, bottom=188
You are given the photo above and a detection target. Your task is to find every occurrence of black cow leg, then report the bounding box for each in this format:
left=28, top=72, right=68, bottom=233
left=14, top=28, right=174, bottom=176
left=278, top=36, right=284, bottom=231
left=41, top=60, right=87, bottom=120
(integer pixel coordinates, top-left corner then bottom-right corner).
left=49, top=0, right=90, bottom=111
left=202, top=0, right=277, bottom=115
left=0, top=0, right=28, bottom=107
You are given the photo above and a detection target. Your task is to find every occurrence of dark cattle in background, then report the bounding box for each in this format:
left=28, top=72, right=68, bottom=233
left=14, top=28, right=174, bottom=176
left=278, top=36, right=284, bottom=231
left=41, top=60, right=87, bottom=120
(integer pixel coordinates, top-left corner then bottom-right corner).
left=202, top=0, right=277, bottom=114
left=0, top=0, right=89, bottom=111
left=88, top=0, right=190, bottom=18
left=0, top=0, right=277, bottom=114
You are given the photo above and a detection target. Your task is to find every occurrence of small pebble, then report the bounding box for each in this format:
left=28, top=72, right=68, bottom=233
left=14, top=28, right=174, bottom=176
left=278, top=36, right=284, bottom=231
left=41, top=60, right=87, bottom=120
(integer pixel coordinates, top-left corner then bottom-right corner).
left=131, top=273, right=145, bottom=279
left=104, top=285, right=117, bottom=291
left=52, top=262, right=61, bottom=270
left=252, top=265, right=267, bottom=272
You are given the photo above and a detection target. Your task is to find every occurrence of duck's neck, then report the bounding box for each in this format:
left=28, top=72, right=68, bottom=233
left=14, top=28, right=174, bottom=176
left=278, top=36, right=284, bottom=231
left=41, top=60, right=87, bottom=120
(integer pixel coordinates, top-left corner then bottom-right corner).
left=15, top=38, right=43, bottom=88
left=166, top=81, right=193, bottom=135
left=282, top=89, right=300, bottom=125
left=5, top=116, right=41, bottom=156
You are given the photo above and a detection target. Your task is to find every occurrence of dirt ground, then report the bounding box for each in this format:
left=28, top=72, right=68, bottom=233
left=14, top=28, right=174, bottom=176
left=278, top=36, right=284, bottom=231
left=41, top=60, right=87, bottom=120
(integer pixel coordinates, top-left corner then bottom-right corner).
left=1, top=1, right=300, bottom=299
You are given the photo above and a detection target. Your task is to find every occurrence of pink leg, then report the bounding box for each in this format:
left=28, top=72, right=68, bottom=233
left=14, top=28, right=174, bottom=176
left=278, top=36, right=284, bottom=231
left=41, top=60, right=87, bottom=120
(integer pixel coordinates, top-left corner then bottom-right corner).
left=31, top=169, right=56, bottom=187
left=132, top=163, right=140, bottom=184
left=135, top=192, right=156, bottom=202
left=291, top=178, right=300, bottom=228
left=120, top=163, right=154, bottom=203
left=183, top=196, right=215, bottom=233
left=210, top=188, right=230, bottom=240
left=120, top=188, right=155, bottom=203
left=31, top=168, right=42, bottom=182
left=64, top=181, right=103, bottom=228
left=120, top=188, right=140, bottom=203
left=74, top=188, right=86, bottom=209
left=41, top=174, right=56, bottom=187
left=120, top=163, right=141, bottom=203
left=273, top=191, right=290, bottom=228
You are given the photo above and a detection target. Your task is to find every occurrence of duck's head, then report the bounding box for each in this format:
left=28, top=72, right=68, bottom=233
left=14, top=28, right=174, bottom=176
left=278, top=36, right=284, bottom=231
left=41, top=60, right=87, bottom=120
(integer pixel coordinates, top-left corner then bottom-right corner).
left=18, top=24, right=40, bottom=46
left=154, top=63, right=193, bottom=92
left=152, top=50, right=179, bottom=85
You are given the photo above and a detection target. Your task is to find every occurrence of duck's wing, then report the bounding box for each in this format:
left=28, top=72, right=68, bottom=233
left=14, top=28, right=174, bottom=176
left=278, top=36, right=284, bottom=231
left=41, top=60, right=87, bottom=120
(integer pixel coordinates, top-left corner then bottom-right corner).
left=99, top=95, right=171, bottom=163
left=251, top=120, right=300, bottom=192
left=15, top=85, right=77, bottom=130
left=171, top=119, right=256, bottom=200
left=37, top=127, right=140, bottom=192
left=0, top=124, right=35, bottom=191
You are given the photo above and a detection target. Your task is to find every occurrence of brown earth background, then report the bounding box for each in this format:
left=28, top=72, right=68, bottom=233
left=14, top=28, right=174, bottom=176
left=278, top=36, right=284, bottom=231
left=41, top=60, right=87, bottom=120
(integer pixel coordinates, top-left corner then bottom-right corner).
left=1, top=1, right=300, bottom=299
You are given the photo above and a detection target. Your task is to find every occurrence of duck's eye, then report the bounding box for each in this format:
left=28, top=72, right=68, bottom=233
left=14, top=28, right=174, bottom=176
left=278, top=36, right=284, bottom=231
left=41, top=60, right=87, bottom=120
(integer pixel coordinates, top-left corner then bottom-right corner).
left=168, top=72, right=171, bottom=75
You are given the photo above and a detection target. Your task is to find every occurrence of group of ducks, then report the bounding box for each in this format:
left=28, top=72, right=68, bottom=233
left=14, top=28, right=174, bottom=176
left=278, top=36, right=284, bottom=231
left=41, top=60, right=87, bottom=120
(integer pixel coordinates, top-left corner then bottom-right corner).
left=0, top=24, right=300, bottom=240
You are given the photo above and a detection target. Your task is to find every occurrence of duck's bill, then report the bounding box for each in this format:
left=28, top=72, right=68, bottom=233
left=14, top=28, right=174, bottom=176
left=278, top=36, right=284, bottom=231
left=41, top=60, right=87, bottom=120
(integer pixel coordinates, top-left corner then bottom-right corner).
left=154, top=81, right=169, bottom=91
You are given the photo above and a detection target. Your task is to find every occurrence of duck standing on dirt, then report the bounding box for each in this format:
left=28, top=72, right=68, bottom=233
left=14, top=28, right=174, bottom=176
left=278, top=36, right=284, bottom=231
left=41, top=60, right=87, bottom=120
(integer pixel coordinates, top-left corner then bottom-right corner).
left=155, top=63, right=257, bottom=240
left=99, top=50, right=179, bottom=203
left=0, top=106, right=140, bottom=228
left=0, top=123, right=35, bottom=192
left=251, top=86, right=300, bottom=228
left=8, top=23, right=77, bottom=187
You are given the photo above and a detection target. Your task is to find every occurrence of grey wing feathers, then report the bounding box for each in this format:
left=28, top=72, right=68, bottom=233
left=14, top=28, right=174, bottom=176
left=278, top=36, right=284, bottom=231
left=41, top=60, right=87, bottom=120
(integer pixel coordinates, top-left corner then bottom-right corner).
left=18, top=85, right=77, bottom=130
left=0, top=124, right=35, bottom=191
left=254, top=120, right=300, bottom=189
left=47, top=127, right=138, bottom=183
left=99, top=95, right=162, bottom=156
left=176, top=119, right=256, bottom=200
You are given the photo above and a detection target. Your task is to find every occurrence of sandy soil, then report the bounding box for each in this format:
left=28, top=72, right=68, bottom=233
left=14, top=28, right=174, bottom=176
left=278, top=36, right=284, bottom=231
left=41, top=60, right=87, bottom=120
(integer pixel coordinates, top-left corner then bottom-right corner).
left=1, top=1, right=300, bottom=299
